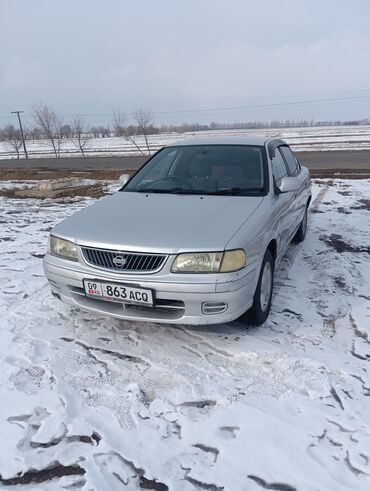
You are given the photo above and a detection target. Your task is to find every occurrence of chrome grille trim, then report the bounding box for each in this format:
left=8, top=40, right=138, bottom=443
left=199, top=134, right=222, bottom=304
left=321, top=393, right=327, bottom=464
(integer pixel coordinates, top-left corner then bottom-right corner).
left=80, top=246, right=168, bottom=273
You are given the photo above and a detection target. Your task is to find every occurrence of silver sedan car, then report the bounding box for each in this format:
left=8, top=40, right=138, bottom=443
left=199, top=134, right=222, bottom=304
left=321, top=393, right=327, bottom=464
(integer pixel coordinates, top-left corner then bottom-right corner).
left=44, top=137, right=311, bottom=325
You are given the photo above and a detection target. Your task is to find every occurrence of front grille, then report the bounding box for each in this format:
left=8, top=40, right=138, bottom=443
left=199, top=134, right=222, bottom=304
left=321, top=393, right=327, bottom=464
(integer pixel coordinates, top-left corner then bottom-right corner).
left=81, top=247, right=167, bottom=273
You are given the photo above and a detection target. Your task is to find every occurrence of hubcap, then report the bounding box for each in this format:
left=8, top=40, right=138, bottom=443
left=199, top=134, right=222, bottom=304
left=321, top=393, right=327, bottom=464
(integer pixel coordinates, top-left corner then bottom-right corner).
left=260, top=261, right=272, bottom=312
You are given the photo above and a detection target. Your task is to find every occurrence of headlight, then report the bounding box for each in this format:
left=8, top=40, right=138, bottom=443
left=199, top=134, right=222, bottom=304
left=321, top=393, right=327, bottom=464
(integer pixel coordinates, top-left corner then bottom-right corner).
left=49, top=236, right=78, bottom=261
left=171, top=249, right=246, bottom=273
left=219, top=249, right=246, bottom=272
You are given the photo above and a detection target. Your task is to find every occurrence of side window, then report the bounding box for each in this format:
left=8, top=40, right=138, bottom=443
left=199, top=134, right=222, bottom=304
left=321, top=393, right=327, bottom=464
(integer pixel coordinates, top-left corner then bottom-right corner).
left=280, top=146, right=299, bottom=176
left=271, top=148, right=288, bottom=182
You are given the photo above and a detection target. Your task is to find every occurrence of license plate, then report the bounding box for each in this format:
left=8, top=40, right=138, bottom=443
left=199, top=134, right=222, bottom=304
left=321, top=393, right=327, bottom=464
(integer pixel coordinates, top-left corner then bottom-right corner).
left=83, top=279, right=154, bottom=306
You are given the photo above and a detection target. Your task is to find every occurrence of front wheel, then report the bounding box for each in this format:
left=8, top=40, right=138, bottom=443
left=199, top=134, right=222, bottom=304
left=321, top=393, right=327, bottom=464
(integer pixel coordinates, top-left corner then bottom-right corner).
left=241, top=250, right=274, bottom=326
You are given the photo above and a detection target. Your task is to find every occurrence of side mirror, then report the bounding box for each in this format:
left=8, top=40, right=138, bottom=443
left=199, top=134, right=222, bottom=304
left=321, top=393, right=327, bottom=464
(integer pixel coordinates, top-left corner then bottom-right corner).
left=119, top=173, right=130, bottom=186
left=276, top=176, right=300, bottom=194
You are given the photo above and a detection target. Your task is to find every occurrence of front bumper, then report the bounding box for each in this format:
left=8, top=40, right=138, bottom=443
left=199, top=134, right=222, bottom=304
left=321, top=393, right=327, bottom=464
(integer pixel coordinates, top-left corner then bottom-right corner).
left=43, top=253, right=259, bottom=325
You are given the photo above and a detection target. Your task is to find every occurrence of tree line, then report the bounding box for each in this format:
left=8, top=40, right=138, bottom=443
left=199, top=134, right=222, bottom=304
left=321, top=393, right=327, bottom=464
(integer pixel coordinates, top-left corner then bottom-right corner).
left=0, top=101, right=369, bottom=158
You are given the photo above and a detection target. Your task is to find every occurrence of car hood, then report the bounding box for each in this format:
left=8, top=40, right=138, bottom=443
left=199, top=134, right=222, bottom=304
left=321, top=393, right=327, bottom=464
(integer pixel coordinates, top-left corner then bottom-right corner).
left=52, top=192, right=264, bottom=254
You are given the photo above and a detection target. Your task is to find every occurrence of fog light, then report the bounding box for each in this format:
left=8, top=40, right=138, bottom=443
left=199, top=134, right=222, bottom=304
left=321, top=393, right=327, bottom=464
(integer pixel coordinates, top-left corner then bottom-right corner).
left=51, top=291, right=61, bottom=301
left=49, top=279, right=61, bottom=292
left=202, top=302, right=228, bottom=315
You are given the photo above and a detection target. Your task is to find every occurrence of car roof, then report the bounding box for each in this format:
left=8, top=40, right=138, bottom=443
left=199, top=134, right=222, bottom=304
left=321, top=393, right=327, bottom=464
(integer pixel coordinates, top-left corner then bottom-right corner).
left=166, top=136, right=272, bottom=147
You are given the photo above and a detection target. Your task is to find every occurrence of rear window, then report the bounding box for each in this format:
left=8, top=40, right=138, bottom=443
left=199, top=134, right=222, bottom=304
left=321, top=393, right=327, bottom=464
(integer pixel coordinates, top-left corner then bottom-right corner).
left=272, top=148, right=288, bottom=181
left=280, top=146, right=299, bottom=176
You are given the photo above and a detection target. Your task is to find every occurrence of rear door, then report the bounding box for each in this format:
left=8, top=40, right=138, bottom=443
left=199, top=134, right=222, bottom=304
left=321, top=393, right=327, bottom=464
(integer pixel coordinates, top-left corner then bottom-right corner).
left=271, top=147, right=295, bottom=259
left=279, top=146, right=309, bottom=233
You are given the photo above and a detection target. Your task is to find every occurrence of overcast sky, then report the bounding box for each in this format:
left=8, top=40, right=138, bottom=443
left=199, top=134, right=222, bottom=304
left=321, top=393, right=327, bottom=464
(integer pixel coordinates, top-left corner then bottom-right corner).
left=1, top=0, right=370, bottom=127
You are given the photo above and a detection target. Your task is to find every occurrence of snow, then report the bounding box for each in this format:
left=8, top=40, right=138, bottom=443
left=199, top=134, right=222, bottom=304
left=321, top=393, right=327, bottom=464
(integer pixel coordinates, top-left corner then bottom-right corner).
left=0, top=179, right=369, bottom=489
left=1, top=124, right=370, bottom=159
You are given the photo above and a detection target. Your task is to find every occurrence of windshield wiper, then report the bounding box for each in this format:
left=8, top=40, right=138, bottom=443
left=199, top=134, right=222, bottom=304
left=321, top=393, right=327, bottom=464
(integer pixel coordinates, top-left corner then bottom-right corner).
left=135, top=187, right=211, bottom=194
left=136, top=187, right=184, bottom=193
left=134, top=187, right=264, bottom=195
left=208, top=187, right=264, bottom=195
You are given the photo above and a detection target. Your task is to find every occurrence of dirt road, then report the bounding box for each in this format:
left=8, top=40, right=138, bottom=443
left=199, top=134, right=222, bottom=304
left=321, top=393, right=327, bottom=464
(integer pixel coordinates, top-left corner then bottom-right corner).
left=0, top=150, right=369, bottom=180
left=0, top=149, right=369, bottom=170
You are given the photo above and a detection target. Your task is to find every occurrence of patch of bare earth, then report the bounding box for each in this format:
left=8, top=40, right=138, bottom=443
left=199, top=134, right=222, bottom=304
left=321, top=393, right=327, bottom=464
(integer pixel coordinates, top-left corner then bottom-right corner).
left=0, top=169, right=132, bottom=181
left=351, top=198, right=370, bottom=210
left=0, top=168, right=369, bottom=181
left=0, top=463, right=85, bottom=486
left=320, top=233, right=370, bottom=254
left=311, top=169, right=370, bottom=179
left=0, top=184, right=106, bottom=199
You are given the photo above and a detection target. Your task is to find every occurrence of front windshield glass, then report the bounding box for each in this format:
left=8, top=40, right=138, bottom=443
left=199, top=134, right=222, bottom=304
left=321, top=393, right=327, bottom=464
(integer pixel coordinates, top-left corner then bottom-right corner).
left=123, top=144, right=267, bottom=196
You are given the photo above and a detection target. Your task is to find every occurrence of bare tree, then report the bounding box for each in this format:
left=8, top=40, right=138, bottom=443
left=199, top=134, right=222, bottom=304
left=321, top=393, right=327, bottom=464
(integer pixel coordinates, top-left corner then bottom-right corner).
left=27, top=127, right=42, bottom=141
left=90, top=126, right=100, bottom=138
left=99, top=125, right=111, bottom=138
left=71, top=117, right=91, bottom=157
left=90, top=125, right=111, bottom=138
left=32, top=102, right=63, bottom=157
left=60, top=124, right=72, bottom=139
left=3, top=125, right=23, bottom=159
left=133, top=109, right=154, bottom=155
left=112, top=110, right=145, bottom=155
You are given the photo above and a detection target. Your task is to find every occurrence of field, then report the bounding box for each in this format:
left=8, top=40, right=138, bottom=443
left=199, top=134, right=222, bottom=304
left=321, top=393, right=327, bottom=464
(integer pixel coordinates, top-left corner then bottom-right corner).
left=0, top=179, right=369, bottom=489
left=1, top=124, right=370, bottom=159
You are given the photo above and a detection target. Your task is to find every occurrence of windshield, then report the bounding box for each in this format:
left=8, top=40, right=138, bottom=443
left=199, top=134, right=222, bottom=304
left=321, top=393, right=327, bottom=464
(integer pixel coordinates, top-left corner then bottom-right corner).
left=123, top=144, right=268, bottom=196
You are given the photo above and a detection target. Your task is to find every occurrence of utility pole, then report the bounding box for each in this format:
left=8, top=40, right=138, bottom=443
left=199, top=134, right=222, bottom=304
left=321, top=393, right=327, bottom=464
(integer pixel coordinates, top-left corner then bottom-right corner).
left=11, top=110, right=28, bottom=159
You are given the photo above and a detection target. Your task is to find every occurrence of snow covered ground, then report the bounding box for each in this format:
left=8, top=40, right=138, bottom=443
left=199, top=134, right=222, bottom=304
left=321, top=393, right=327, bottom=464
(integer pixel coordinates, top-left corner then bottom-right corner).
left=0, top=179, right=369, bottom=490
left=1, top=125, right=370, bottom=159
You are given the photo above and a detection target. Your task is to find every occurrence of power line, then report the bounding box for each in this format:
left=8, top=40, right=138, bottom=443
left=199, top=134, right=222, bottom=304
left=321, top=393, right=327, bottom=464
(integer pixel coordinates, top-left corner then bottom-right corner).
left=37, top=93, right=370, bottom=118
left=1, top=93, right=370, bottom=121
left=147, top=94, right=370, bottom=116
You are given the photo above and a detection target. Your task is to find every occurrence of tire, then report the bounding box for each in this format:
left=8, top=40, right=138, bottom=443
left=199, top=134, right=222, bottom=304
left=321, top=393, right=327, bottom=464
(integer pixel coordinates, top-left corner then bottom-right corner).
left=241, top=249, right=274, bottom=326
left=292, top=206, right=308, bottom=243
